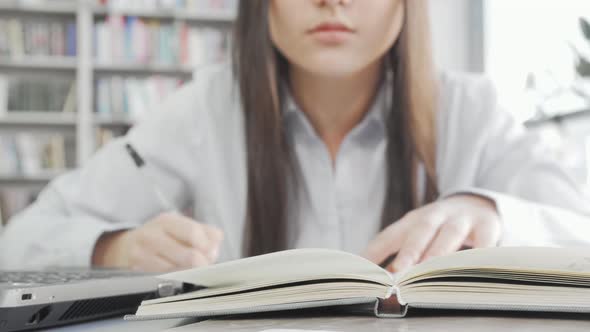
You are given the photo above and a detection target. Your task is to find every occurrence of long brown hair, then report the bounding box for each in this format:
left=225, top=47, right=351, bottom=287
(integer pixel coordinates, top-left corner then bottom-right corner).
left=233, top=0, right=439, bottom=257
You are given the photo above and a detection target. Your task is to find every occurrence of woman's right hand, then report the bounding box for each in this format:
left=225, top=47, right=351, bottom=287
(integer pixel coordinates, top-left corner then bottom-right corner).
left=92, top=212, right=224, bottom=273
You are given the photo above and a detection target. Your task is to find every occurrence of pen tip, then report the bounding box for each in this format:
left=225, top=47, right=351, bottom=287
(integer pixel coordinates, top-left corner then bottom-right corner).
left=125, top=143, right=145, bottom=168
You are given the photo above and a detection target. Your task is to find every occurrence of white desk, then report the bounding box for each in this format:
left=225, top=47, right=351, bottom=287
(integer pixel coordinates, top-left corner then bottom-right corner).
left=48, top=317, right=187, bottom=332
left=166, top=315, right=590, bottom=332
left=47, top=313, right=590, bottom=332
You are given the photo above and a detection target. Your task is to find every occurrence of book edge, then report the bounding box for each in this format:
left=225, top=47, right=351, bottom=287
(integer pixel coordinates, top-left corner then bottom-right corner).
left=125, top=297, right=381, bottom=321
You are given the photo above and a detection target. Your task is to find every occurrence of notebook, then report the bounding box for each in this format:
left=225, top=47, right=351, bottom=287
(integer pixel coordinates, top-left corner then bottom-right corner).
left=125, top=247, right=590, bottom=320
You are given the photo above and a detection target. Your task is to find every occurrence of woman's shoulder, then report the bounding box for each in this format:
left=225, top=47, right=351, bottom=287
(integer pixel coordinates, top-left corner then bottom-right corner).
left=171, top=62, right=238, bottom=115
left=190, top=62, right=237, bottom=96
left=434, top=71, right=512, bottom=156
left=436, top=71, right=500, bottom=123
left=437, top=71, right=497, bottom=104
left=139, top=62, right=239, bottom=125
left=127, top=62, right=240, bottom=144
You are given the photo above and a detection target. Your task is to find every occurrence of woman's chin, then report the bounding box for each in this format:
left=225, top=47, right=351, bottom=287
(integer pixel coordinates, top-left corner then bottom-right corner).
left=300, top=62, right=371, bottom=78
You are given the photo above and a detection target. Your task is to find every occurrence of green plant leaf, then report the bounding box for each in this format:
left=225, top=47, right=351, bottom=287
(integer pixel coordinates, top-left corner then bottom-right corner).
left=581, top=17, right=590, bottom=41
left=578, top=56, right=590, bottom=77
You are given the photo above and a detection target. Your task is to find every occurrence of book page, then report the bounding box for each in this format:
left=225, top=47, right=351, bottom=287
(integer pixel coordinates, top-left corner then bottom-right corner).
left=399, top=247, right=590, bottom=286
left=148, top=249, right=393, bottom=305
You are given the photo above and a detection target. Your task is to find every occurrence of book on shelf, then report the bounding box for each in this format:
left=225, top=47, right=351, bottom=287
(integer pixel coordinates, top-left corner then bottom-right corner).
left=61, top=82, right=76, bottom=113
left=96, top=76, right=181, bottom=121
left=0, top=76, right=6, bottom=116
left=0, top=133, right=72, bottom=176
left=0, top=18, right=76, bottom=59
left=0, top=131, right=71, bottom=222
left=97, top=0, right=238, bottom=12
left=127, top=247, right=590, bottom=321
left=0, top=75, right=75, bottom=113
left=94, top=16, right=230, bottom=68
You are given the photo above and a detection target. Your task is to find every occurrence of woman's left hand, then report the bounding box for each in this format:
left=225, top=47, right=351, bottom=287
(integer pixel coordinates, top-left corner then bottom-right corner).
left=362, top=194, right=502, bottom=272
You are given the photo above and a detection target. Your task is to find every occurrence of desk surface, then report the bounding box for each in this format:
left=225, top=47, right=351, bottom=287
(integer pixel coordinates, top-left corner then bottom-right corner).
left=168, top=315, right=590, bottom=332
left=48, top=317, right=185, bottom=332
left=48, top=313, right=590, bottom=332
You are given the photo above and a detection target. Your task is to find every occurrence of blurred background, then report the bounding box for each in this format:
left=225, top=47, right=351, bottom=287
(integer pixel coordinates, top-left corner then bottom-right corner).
left=0, top=0, right=588, bottom=226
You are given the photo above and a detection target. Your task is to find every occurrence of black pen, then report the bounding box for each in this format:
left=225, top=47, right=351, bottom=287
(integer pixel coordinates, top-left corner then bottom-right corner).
left=125, top=143, right=176, bottom=211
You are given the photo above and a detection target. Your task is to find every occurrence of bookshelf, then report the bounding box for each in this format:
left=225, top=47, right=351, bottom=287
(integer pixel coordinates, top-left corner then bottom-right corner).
left=0, top=57, right=77, bottom=71
left=94, top=113, right=134, bottom=126
left=94, top=62, right=194, bottom=77
left=0, top=1, right=78, bottom=15
left=0, top=0, right=236, bottom=223
left=92, top=5, right=236, bottom=22
left=0, top=112, right=77, bottom=133
left=0, top=171, right=66, bottom=187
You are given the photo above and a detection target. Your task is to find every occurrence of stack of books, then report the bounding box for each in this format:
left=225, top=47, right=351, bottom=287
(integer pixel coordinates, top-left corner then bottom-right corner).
left=0, top=18, right=77, bottom=58
left=94, top=17, right=230, bottom=68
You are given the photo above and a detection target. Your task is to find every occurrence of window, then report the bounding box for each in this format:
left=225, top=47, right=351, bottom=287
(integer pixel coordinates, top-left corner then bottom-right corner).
left=484, top=0, right=590, bottom=121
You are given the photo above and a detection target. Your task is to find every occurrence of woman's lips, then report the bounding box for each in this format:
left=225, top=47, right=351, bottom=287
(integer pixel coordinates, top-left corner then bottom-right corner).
left=308, top=22, right=355, bottom=45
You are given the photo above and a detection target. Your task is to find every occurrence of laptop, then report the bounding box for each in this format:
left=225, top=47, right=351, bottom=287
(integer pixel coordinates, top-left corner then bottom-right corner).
left=0, top=268, right=185, bottom=331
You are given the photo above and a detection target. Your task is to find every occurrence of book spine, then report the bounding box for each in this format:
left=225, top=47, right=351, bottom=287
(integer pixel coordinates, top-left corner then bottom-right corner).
left=0, top=76, right=7, bottom=116
left=37, top=20, right=50, bottom=56
left=15, top=133, right=41, bottom=175
left=22, top=20, right=32, bottom=56
left=96, top=78, right=111, bottom=115
left=62, top=82, right=76, bottom=113
left=110, top=76, right=124, bottom=115
left=124, top=16, right=134, bottom=62
left=8, top=19, right=24, bottom=58
left=66, top=22, right=77, bottom=57
left=373, top=297, right=408, bottom=318
left=0, top=20, right=8, bottom=57
left=106, top=15, right=124, bottom=62
left=179, top=22, right=189, bottom=66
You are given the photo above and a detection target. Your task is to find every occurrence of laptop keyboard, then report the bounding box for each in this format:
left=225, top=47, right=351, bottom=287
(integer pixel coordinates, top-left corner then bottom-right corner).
left=0, top=270, right=144, bottom=286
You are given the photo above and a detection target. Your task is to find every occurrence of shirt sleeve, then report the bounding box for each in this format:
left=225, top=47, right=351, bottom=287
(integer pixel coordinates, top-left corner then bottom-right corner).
left=0, top=82, right=203, bottom=269
left=436, top=73, right=590, bottom=247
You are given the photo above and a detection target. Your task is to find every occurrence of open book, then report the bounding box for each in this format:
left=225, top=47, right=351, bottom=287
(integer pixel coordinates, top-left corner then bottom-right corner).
left=126, top=247, right=590, bottom=320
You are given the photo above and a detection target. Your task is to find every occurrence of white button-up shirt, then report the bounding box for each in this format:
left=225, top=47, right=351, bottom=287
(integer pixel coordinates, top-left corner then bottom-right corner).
left=1, top=63, right=589, bottom=268
left=283, top=86, right=389, bottom=254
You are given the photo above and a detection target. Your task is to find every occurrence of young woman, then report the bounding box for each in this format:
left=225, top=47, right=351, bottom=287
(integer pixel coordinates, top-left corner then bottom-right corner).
left=1, top=0, right=589, bottom=272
